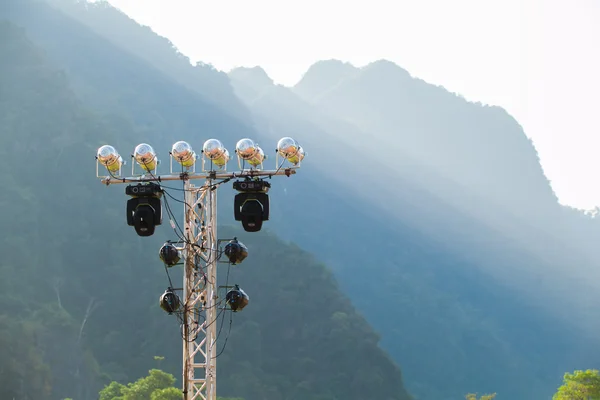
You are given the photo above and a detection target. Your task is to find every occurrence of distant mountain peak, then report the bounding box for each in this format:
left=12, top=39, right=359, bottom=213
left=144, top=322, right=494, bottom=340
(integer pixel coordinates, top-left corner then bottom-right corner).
left=301, top=59, right=358, bottom=79
left=229, top=66, right=273, bottom=84
left=228, top=66, right=277, bottom=104
left=229, top=66, right=274, bottom=92
left=293, top=59, right=359, bottom=101
left=361, top=59, right=412, bottom=79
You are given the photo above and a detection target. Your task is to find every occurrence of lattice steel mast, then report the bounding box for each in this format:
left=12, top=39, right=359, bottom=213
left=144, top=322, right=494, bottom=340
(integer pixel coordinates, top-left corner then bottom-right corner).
left=181, top=180, right=218, bottom=400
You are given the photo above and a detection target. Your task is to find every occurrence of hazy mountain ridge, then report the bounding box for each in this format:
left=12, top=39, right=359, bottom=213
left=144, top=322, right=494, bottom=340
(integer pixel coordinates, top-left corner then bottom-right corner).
left=293, top=56, right=600, bottom=274
left=4, top=0, right=261, bottom=163
left=292, top=59, right=360, bottom=102
left=292, top=58, right=600, bottom=289
left=294, top=59, right=557, bottom=211
left=229, top=62, right=600, bottom=304
left=45, top=0, right=252, bottom=124
left=228, top=59, right=600, bottom=399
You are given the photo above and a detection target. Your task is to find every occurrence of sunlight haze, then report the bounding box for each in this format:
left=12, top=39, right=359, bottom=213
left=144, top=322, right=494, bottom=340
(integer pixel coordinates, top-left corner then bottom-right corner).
left=6, top=1, right=600, bottom=398
left=104, top=0, right=600, bottom=210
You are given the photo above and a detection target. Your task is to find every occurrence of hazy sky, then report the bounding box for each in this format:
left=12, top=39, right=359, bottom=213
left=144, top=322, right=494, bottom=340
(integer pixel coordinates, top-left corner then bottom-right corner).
left=103, top=0, right=600, bottom=210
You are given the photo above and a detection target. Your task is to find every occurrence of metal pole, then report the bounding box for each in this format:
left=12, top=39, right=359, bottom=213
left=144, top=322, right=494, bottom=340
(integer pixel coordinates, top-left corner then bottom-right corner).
left=182, top=179, right=196, bottom=399
left=205, top=179, right=218, bottom=400
left=181, top=179, right=218, bottom=400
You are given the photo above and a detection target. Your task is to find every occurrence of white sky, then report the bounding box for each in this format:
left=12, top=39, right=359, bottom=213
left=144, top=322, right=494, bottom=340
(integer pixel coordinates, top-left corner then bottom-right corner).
left=104, top=0, right=600, bottom=210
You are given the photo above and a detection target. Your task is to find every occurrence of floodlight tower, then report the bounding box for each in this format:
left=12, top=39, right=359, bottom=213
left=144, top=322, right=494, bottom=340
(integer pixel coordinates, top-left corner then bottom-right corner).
left=96, top=137, right=305, bottom=400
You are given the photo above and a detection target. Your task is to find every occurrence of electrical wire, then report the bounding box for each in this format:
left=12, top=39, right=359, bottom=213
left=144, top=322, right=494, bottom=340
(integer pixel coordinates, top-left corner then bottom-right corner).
left=211, top=262, right=232, bottom=352
left=213, top=312, right=233, bottom=360
left=163, top=263, right=174, bottom=289
left=108, top=156, right=252, bottom=358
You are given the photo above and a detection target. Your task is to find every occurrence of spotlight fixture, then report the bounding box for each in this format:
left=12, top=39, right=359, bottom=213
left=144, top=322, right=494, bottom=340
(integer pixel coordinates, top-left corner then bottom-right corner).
left=97, top=145, right=124, bottom=173
left=96, top=144, right=125, bottom=178
left=133, top=143, right=158, bottom=174
left=276, top=137, right=305, bottom=166
left=160, top=288, right=181, bottom=314
left=159, top=241, right=181, bottom=267
left=225, top=284, right=249, bottom=312
left=235, top=138, right=265, bottom=169
left=202, top=139, right=230, bottom=170
left=233, top=178, right=270, bottom=232
left=223, top=238, right=248, bottom=265
left=171, top=141, right=197, bottom=169
left=125, top=182, right=163, bottom=237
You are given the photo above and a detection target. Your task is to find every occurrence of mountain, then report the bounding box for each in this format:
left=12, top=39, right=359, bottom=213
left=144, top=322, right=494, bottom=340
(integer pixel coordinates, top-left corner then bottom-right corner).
left=291, top=59, right=599, bottom=265
left=287, top=58, right=600, bottom=320
left=229, top=62, right=600, bottom=399
left=0, top=16, right=411, bottom=400
left=46, top=0, right=252, bottom=123
left=4, top=1, right=600, bottom=399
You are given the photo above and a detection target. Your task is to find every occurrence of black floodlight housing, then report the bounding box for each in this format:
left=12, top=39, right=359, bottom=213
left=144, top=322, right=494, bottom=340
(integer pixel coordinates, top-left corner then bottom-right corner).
left=233, top=179, right=270, bottom=232
left=223, top=238, right=248, bottom=265
left=159, top=241, right=181, bottom=267
left=225, top=285, right=249, bottom=312
left=159, top=288, right=181, bottom=314
left=126, top=182, right=163, bottom=237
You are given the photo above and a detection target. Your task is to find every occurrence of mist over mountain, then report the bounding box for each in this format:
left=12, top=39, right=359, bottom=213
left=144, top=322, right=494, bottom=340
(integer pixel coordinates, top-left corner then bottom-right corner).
left=3, top=1, right=600, bottom=400
left=45, top=0, right=251, bottom=123
left=229, top=59, right=600, bottom=399
left=289, top=58, right=600, bottom=312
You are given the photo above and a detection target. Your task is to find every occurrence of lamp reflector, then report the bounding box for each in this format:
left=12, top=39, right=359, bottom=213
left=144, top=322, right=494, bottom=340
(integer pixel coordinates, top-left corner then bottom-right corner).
left=247, top=146, right=265, bottom=167
left=171, top=141, right=196, bottom=168
left=203, top=139, right=230, bottom=167
left=134, top=143, right=157, bottom=172
left=159, top=242, right=181, bottom=267
left=226, top=285, right=249, bottom=312
left=97, top=145, right=123, bottom=173
left=236, top=138, right=257, bottom=160
left=236, top=138, right=265, bottom=167
left=277, top=137, right=305, bottom=165
left=223, top=238, right=248, bottom=264
left=160, top=289, right=181, bottom=314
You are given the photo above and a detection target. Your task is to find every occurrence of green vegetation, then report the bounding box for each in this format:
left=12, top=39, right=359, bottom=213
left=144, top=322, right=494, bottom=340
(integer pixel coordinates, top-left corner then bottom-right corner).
left=462, top=369, right=600, bottom=400
left=465, top=394, right=496, bottom=400
left=99, top=368, right=246, bottom=400
left=553, top=369, right=600, bottom=400
left=99, top=369, right=182, bottom=400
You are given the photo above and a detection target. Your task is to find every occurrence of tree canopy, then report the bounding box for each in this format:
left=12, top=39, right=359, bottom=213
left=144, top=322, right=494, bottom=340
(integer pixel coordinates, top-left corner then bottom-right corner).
left=99, top=369, right=182, bottom=400
left=553, top=369, right=600, bottom=400
left=99, top=368, right=247, bottom=400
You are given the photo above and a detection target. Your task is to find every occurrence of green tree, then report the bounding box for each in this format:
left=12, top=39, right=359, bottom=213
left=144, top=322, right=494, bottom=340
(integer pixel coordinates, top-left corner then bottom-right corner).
left=466, top=394, right=496, bottom=400
left=99, top=369, right=181, bottom=400
left=150, top=387, right=182, bottom=400
left=99, top=381, right=127, bottom=400
left=99, top=369, right=245, bottom=400
left=553, top=369, right=600, bottom=400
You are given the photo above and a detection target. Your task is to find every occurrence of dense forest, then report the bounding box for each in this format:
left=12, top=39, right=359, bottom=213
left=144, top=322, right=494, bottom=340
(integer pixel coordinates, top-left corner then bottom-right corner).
left=2, top=0, right=600, bottom=399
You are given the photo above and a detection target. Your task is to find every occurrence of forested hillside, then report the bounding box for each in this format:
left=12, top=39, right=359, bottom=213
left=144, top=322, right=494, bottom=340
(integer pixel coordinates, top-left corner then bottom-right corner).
left=3, top=1, right=600, bottom=399
left=0, top=19, right=411, bottom=400
left=228, top=66, right=592, bottom=399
